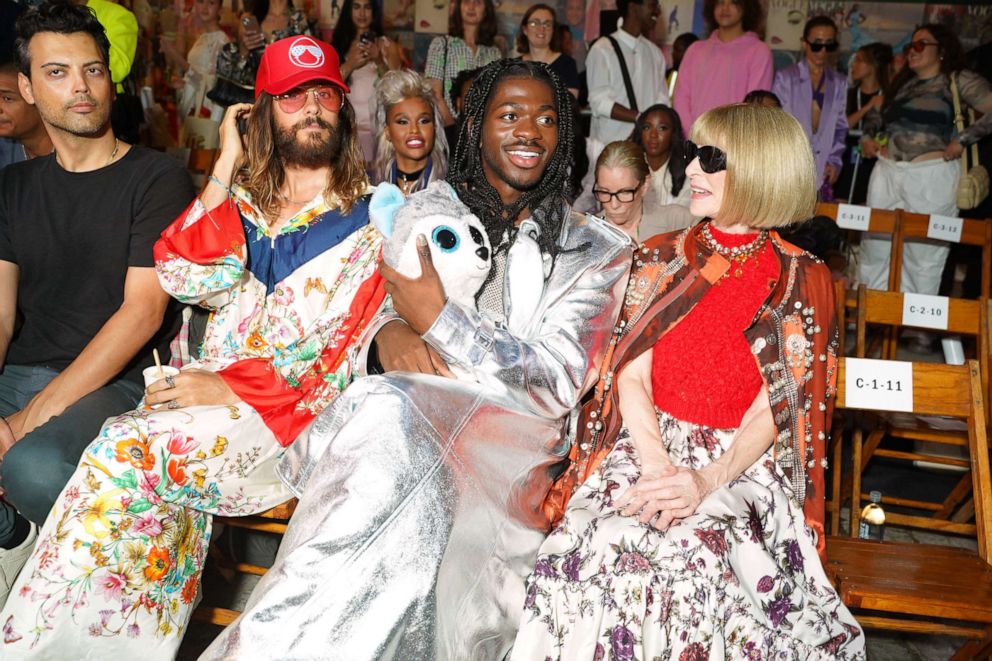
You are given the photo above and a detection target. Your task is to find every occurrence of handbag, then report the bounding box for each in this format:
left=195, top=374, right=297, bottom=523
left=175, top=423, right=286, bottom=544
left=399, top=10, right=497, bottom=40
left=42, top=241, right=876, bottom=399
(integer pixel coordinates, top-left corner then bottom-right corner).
left=950, top=72, right=990, bottom=210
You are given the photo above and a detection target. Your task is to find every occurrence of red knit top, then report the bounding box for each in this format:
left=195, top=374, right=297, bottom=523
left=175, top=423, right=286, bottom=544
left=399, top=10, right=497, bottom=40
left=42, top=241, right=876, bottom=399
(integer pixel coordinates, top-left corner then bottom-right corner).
left=650, top=225, right=780, bottom=428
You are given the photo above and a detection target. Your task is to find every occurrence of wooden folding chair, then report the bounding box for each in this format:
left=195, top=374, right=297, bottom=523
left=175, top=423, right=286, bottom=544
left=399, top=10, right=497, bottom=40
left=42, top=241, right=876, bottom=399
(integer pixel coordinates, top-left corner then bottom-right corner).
left=815, top=201, right=902, bottom=293
left=826, top=358, right=992, bottom=655
left=840, top=287, right=991, bottom=540
left=816, top=202, right=901, bottom=355
left=895, top=210, right=992, bottom=299
left=192, top=498, right=298, bottom=626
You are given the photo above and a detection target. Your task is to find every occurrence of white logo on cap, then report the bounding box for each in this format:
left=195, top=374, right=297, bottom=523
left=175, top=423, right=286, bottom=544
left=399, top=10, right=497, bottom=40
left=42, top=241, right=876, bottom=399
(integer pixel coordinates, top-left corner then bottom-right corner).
left=288, top=37, right=325, bottom=68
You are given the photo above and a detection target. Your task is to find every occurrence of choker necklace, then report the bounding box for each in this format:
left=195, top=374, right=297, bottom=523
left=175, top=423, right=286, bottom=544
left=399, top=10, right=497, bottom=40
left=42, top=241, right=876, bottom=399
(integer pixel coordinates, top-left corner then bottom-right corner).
left=396, top=167, right=425, bottom=183
left=701, top=222, right=768, bottom=278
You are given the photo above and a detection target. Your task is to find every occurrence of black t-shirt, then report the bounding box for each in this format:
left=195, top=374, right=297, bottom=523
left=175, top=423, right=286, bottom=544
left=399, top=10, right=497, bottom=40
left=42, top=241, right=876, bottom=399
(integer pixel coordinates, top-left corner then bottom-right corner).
left=0, top=146, right=196, bottom=383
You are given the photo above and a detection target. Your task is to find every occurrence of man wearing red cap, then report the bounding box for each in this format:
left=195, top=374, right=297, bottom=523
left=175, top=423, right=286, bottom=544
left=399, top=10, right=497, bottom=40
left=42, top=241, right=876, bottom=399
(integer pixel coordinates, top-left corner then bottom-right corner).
left=0, top=35, right=387, bottom=659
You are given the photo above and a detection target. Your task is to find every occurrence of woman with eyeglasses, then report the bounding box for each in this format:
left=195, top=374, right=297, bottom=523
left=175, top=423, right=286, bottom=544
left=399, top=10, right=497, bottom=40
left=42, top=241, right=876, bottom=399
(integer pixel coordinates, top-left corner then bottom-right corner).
left=516, top=4, right=580, bottom=98
left=773, top=16, right=848, bottom=198
left=516, top=104, right=865, bottom=660
left=331, top=0, right=403, bottom=166
left=629, top=104, right=694, bottom=225
left=858, top=24, right=992, bottom=296
left=372, top=70, right=448, bottom=195
left=591, top=141, right=651, bottom=241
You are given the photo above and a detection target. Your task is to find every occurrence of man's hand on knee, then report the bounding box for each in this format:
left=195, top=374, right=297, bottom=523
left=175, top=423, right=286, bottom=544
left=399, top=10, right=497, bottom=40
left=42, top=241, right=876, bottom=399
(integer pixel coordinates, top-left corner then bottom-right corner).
left=374, top=320, right=453, bottom=377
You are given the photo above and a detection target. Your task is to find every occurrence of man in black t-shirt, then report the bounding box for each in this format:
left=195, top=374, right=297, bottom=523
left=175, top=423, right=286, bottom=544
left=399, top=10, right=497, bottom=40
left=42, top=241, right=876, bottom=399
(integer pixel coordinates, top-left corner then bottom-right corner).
left=0, top=2, right=194, bottom=604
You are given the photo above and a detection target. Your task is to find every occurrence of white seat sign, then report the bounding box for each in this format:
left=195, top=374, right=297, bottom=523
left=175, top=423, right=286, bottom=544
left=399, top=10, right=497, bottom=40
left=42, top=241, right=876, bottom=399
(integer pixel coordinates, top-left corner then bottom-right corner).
left=927, top=214, right=963, bottom=243
left=836, top=203, right=871, bottom=231
left=845, top=358, right=913, bottom=412
left=902, top=292, right=949, bottom=330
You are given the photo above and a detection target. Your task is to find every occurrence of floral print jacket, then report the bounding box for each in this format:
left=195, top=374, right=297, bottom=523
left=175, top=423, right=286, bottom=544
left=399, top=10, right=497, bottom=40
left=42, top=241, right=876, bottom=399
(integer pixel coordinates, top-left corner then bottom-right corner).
left=153, top=187, right=386, bottom=446
left=544, top=224, right=839, bottom=557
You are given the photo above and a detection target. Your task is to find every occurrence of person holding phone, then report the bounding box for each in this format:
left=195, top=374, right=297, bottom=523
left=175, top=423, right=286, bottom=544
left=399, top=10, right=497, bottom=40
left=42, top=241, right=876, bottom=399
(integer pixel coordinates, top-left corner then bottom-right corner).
left=332, top=0, right=403, bottom=166
left=209, top=0, right=311, bottom=106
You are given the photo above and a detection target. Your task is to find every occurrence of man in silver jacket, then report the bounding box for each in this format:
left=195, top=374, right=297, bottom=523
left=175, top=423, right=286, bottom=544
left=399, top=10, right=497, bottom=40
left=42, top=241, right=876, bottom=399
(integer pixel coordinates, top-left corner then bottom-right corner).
left=202, top=59, right=633, bottom=661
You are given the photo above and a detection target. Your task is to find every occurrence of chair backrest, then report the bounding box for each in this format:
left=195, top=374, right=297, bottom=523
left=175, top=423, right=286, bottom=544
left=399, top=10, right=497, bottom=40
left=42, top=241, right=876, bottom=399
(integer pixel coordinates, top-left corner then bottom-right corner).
left=187, top=148, right=218, bottom=176
left=816, top=201, right=901, bottom=292
left=834, top=357, right=992, bottom=559
left=816, top=202, right=900, bottom=235
left=851, top=285, right=991, bottom=423
left=895, top=210, right=992, bottom=298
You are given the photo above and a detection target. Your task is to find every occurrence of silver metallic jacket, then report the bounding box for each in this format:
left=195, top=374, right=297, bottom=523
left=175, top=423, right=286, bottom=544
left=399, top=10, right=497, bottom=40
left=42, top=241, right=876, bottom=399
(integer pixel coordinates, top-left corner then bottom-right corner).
left=201, top=210, right=632, bottom=661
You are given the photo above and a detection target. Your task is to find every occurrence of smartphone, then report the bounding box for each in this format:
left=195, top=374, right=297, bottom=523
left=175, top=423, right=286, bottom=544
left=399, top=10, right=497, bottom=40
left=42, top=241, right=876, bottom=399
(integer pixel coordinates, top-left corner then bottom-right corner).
left=359, top=31, right=374, bottom=46
left=241, top=14, right=261, bottom=36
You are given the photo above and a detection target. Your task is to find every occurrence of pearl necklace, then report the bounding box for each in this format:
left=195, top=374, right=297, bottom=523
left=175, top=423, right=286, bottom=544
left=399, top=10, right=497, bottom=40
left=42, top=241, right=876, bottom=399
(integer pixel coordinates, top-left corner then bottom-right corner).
left=701, top=222, right=768, bottom=278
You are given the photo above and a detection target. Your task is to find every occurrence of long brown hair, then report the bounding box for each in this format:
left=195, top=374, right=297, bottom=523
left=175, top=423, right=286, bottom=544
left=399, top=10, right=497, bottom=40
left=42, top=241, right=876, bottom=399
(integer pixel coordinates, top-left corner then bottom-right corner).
left=450, top=0, right=497, bottom=47
left=237, top=93, right=369, bottom=220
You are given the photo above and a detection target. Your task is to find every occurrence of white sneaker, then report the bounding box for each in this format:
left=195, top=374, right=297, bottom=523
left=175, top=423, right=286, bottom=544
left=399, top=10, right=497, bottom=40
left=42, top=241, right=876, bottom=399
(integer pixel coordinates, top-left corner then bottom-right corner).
left=0, top=522, right=38, bottom=610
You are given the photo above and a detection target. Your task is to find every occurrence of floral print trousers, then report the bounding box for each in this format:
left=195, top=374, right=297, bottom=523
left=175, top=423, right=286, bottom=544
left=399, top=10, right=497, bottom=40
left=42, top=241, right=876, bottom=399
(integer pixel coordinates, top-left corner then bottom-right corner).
left=512, top=411, right=865, bottom=661
left=1, top=396, right=292, bottom=659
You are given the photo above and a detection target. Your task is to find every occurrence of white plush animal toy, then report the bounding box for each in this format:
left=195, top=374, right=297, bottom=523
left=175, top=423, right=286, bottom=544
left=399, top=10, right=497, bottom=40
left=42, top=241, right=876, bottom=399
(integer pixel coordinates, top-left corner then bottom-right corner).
left=369, top=180, right=492, bottom=310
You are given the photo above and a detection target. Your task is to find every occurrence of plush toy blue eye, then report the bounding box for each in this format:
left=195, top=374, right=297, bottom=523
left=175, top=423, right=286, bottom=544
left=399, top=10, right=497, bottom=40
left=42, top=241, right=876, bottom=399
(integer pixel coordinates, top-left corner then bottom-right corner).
left=432, top=226, right=460, bottom=253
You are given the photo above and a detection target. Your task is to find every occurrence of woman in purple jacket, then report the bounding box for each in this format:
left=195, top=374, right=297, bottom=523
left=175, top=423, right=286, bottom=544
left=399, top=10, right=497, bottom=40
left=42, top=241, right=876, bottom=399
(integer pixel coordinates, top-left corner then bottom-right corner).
left=773, top=16, right=848, bottom=198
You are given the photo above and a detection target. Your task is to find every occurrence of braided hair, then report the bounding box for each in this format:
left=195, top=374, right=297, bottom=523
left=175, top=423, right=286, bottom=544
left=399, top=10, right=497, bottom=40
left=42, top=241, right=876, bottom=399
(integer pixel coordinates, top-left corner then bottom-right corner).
left=447, top=59, right=575, bottom=260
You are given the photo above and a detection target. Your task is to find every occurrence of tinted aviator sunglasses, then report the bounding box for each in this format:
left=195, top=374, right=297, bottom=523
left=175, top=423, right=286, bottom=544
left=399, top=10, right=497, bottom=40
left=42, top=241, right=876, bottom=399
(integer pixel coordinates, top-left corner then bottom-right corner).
left=905, top=39, right=939, bottom=54
left=273, top=85, right=343, bottom=113
left=684, top=141, right=727, bottom=173
left=805, top=39, right=839, bottom=53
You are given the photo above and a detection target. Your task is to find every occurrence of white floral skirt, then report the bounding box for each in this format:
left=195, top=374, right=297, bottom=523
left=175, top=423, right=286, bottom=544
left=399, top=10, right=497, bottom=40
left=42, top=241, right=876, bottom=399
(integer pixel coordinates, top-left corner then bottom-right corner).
left=512, top=410, right=866, bottom=660
left=1, top=398, right=291, bottom=660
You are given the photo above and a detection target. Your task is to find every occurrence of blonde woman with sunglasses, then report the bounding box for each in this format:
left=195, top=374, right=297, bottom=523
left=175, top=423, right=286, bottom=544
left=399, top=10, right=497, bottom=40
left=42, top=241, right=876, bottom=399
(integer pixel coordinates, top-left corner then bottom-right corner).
left=517, top=104, right=865, bottom=660
left=858, top=23, right=992, bottom=296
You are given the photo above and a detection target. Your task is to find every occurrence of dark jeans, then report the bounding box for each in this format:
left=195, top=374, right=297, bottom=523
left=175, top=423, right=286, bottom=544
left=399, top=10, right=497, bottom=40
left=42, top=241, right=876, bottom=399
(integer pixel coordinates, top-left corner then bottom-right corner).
left=0, top=365, right=143, bottom=545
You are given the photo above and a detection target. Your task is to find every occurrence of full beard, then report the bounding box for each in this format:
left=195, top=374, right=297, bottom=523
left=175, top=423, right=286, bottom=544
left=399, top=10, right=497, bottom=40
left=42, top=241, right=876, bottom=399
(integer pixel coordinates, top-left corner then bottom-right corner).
left=275, top=117, right=342, bottom=168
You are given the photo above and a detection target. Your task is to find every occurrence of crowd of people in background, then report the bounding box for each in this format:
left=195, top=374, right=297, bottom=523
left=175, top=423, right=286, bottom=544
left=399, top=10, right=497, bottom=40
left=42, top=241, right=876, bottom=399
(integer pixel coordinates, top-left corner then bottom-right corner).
left=0, top=0, right=989, bottom=658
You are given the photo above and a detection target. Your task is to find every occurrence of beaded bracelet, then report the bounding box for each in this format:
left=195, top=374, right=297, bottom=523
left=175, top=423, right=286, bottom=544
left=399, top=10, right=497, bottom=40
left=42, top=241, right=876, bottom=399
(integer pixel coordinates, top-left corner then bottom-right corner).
left=208, top=175, right=231, bottom=193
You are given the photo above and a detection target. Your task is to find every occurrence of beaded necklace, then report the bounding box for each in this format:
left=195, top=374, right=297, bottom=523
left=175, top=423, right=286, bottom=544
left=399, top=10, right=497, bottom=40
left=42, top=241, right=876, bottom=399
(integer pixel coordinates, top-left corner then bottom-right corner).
left=700, top=222, right=769, bottom=278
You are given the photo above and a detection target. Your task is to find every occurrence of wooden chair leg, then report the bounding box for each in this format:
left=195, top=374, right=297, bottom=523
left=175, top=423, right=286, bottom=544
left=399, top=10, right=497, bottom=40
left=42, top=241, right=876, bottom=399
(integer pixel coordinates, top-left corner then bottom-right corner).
left=860, top=429, right=885, bottom=471
left=934, top=471, right=973, bottom=520
left=951, top=626, right=992, bottom=661
left=830, top=429, right=843, bottom=535
left=851, top=427, right=864, bottom=538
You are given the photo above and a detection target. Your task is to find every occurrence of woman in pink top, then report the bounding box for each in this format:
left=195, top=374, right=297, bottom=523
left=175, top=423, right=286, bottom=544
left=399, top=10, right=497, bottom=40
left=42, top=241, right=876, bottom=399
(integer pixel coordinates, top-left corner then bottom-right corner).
left=673, top=0, right=772, bottom=131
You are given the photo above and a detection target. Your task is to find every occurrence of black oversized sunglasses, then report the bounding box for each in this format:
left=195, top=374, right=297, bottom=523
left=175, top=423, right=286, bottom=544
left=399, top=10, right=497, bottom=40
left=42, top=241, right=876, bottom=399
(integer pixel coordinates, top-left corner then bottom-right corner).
left=684, top=141, right=727, bottom=173
left=806, top=40, right=839, bottom=53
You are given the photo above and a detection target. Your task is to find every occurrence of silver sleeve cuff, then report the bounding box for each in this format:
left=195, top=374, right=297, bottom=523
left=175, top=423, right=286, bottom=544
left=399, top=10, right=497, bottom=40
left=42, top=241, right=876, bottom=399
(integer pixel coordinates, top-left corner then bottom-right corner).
left=422, top=300, right=495, bottom=368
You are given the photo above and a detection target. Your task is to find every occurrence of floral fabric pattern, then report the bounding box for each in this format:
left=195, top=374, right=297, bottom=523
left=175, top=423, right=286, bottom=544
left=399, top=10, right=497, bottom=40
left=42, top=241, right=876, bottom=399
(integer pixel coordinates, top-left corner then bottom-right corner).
left=3, top=402, right=285, bottom=651
left=513, top=411, right=865, bottom=661
left=1, top=189, right=384, bottom=659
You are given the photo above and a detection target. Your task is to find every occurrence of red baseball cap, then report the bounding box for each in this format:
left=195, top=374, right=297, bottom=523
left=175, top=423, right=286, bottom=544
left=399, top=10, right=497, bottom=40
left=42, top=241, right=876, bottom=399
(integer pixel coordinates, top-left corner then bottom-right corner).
left=255, top=36, right=350, bottom=99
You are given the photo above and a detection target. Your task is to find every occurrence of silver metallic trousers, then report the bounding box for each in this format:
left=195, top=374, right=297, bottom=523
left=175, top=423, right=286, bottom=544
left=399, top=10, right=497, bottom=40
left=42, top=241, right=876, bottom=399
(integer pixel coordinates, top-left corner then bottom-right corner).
left=201, top=372, right=566, bottom=661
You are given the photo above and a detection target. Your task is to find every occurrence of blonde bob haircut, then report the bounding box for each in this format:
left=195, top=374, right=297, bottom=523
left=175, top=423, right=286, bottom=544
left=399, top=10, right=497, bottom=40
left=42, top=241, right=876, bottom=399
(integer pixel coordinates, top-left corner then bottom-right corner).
left=690, top=104, right=816, bottom=229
